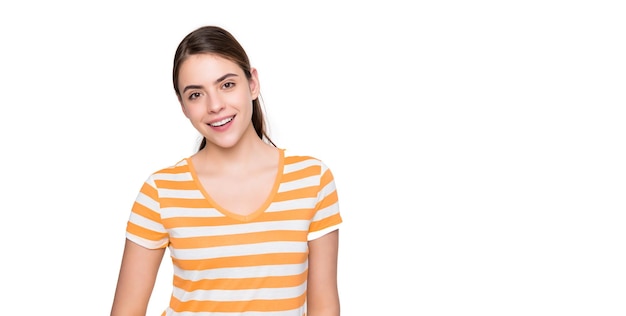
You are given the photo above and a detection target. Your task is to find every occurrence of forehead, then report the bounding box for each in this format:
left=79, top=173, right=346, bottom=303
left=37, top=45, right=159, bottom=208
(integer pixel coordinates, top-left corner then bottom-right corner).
left=178, top=53, right=243, bottom=82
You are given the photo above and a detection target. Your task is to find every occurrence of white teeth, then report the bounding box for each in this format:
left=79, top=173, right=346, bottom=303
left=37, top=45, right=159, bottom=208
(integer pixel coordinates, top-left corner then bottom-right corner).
left=209, top=116, right=233, bottom=127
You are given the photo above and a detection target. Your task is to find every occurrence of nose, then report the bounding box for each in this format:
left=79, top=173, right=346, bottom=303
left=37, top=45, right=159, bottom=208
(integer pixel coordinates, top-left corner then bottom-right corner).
left=206, top=93, right=225, bottom=113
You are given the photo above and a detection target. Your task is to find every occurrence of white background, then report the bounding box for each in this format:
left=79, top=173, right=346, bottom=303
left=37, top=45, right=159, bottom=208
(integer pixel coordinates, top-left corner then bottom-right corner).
left=1, top=1, right=625, bottom=315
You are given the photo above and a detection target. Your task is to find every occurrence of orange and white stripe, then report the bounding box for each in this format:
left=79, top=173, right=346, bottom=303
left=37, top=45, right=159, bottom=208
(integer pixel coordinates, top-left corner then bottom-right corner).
left=126, top=150, right=342, bottom=315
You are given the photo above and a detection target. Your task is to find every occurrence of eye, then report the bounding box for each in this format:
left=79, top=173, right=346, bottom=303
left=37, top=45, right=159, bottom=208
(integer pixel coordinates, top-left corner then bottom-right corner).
left=222, top=82, right=235, bottom=89
left=188, top=92, right=202, bottom=100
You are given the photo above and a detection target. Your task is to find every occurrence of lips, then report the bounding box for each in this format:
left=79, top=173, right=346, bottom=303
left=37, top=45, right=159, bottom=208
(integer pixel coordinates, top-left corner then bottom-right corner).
left=208, top=115, right=234, bottom=127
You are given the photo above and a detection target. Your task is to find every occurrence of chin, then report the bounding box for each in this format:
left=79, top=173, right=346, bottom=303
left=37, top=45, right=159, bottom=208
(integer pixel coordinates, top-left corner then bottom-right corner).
left=207, top=137, right=242, bottom=149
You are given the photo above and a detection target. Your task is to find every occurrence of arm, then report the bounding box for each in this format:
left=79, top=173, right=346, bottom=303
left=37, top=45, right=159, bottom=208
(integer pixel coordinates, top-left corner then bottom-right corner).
left=110, top=239, right=165, bottom=316
left=307, top=229, right=340, bottom=316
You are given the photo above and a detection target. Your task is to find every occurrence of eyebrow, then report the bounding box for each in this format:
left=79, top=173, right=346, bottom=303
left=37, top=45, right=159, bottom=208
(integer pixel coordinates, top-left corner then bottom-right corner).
left=182, top=73, right=239, bottom=93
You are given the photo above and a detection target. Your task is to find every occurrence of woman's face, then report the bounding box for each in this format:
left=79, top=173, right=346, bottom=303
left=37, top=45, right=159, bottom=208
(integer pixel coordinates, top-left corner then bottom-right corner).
left=177, top=53, right=259, bottom=150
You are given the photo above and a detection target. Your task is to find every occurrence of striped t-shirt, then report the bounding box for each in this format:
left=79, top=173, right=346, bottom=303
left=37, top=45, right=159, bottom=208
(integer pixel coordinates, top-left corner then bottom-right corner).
left=125, top=149, right=343, bottom=315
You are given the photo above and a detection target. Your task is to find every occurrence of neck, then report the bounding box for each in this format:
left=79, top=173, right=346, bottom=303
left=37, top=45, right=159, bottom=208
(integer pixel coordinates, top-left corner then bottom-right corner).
left=195, top=130, right=277, bottom=174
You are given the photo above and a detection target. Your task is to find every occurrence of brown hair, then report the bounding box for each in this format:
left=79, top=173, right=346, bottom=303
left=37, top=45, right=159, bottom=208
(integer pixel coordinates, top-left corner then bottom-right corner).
left=173, top=25, right=275, bottom=151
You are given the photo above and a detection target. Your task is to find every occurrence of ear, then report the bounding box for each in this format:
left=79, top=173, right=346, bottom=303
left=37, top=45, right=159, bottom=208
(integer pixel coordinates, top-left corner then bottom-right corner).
left=249, top=67, right=260, bottom=100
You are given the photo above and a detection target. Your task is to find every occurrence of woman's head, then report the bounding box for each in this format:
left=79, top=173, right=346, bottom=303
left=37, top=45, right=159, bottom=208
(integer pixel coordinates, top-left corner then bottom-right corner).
left=173, top=26, right=274, bottom=150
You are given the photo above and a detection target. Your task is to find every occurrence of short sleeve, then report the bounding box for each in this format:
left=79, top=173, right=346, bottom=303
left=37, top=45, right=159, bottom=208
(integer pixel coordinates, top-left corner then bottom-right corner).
left=125, top=175, right=169, bottom=249
left=308, top=161, right=343, bottom=241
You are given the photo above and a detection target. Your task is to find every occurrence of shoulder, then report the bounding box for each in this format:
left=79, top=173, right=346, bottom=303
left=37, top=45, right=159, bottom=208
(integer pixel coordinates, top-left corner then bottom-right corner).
left=144, top=158, right=193, bottom=183
left=282, top=149, right=334, bottom=174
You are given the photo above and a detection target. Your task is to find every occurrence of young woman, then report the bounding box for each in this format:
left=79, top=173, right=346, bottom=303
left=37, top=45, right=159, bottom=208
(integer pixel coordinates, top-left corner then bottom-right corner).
left=110, top=26, right=342, bottom=316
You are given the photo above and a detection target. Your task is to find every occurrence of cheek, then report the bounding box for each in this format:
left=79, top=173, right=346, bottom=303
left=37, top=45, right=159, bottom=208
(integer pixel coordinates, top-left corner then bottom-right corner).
left=228, top=94, right=253, bottom=109
left=180, top=103, right=189, bottom=117
left=182, top=104, right=203, bottom=119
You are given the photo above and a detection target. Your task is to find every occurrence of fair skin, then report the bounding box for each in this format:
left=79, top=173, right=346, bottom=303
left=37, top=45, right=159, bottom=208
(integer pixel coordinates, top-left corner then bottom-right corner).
left=111, top=54, right=339, bottom=315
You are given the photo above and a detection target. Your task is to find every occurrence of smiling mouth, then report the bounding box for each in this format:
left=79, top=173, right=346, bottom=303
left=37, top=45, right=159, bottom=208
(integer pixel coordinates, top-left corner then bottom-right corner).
left=208, top=116, right=234, bottom=127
